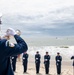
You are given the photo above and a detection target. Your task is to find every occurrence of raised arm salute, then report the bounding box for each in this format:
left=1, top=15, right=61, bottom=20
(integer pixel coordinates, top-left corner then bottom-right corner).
left=0, top=28, right=28, bottom=75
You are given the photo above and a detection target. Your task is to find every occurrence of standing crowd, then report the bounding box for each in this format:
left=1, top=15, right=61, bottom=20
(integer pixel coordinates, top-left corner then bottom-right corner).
left=11, top=51, right=74, bottom=75
left=35, top=51, right=62, bottom=75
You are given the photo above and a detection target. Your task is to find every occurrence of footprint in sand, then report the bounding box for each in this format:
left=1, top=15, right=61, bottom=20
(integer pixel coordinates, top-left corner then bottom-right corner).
left=28, top=68, right=35, bottom=70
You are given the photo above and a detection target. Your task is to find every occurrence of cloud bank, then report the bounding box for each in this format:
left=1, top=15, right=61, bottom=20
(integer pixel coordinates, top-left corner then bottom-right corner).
left=0, top=0, right=74, bottom=37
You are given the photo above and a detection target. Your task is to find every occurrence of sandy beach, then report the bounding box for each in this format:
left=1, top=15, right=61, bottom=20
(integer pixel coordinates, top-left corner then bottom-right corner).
left=14, top=57, right=73, bottom=75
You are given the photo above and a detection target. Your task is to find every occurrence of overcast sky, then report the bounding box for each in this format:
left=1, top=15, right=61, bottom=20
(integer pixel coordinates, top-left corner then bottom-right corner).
left=0, top=0, right=74, bottom=37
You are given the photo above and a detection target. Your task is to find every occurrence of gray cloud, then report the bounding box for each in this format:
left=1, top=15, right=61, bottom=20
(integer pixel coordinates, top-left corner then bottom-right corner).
left=1, top=5, right=74, bottom=37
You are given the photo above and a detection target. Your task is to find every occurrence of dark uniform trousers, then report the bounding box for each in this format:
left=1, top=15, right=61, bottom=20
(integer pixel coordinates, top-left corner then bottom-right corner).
left=56, top=56, right=62, bottom=75
left=45, top=62, right=49, bottom=74
left=35, top=54, right=41, bottom=73
left=23, top=61, right=28, bottom=72
left=71, top=56, right=74, bottom=66
left=35, top=62, right=40, bottom=73
left=11, top=56, right=17, bottom=72
left=56, top=63, right=61, bottom=74
left=0, top=35, right=28, bottom=75
left=23, top=53, right=28, bottom=73
left=44, top=55, right=50, bottom=74
left=73, top=61, right=74, bottom=66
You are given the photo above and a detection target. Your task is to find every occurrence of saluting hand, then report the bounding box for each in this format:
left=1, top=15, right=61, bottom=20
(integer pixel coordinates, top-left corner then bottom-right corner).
left=6, top=28, right=16, bottom=36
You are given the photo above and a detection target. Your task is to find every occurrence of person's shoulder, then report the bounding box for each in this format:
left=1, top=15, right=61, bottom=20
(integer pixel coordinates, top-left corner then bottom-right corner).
left=60, top=55, right=62, bottom=57
left=38, top=54, right=40, bottom=56
left=48, top=55, right=50, bottom=57
left=27, top=53, right=28, bottom=55
left=44, top=55, right=46, bottom=57
left=0, top=39, right=7, bottom=42
left=0, top=39, right=7, bottom=45
left=35, top=54, right=37, bottom=56
left=27, top=53, right=29, bottom=56
left=71, top=56, right=74, bottom=58
left=56, top=56, right=58, bottom=57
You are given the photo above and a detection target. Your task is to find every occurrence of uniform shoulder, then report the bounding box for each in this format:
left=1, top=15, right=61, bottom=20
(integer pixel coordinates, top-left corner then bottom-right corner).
left=0, top=39, right=7, bottom=45
left=0, top=39, right=7, bottom=42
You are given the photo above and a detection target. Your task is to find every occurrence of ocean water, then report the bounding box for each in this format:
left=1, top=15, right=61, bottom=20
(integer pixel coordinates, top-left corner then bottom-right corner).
left=8, top=35, right=74, bottom=46
left=24, top=37, right=74, bottom=46
left=28, top=46, right=74, bottom=60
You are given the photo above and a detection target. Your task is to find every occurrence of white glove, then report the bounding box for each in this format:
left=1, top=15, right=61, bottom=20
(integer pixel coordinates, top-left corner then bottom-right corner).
left=16, top=30, right=21, bottom=36
left=57, top=60, right=60, bottom=62
left=6, top=28, right=16, bottom=36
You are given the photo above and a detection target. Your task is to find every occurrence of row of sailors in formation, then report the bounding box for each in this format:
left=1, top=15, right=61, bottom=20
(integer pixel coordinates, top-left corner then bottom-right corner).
left=11, top=52, right=74, bottom=75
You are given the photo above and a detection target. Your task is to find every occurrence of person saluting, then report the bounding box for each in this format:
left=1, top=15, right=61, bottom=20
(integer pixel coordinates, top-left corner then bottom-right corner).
left=0, top=28, right=28, bottom=75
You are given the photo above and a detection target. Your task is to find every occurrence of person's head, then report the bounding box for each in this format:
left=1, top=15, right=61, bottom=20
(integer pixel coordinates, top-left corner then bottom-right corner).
left=36, top=51, right=39, bottom=54
left=46, top=52, right=48, bottom=55
left=57, top=52, right=60, bottom=56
